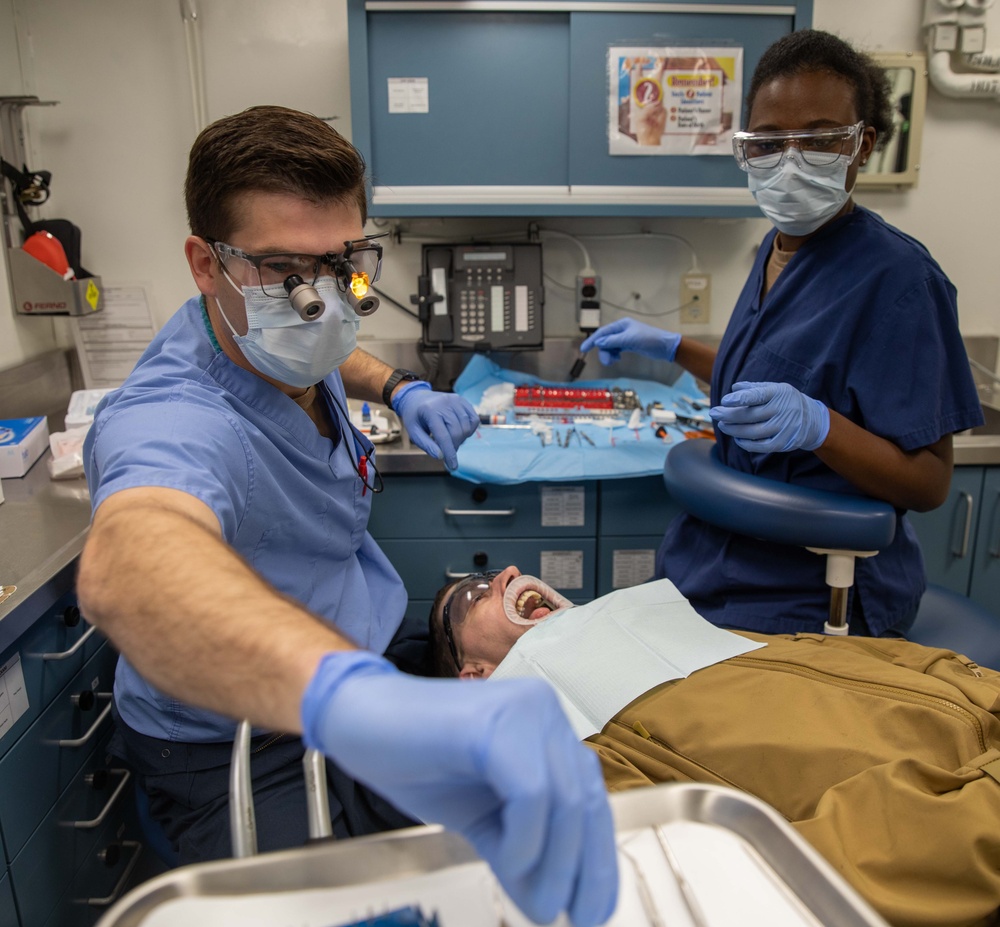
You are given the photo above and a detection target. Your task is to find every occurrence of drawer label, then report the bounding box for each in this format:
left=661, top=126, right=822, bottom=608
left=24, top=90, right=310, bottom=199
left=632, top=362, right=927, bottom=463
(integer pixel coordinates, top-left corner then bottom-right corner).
left=541, top=550, right=584, bottom=590
left=613, top=549, right=656, bottom=589
left=0, top=653, right=29, bottom=742
left=541, top=485, right=586, bottom=527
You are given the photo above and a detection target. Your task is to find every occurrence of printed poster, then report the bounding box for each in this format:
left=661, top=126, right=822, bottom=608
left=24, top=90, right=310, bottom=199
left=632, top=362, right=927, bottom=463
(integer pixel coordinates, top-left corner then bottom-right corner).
left=608, top=46, right=744, bottom=156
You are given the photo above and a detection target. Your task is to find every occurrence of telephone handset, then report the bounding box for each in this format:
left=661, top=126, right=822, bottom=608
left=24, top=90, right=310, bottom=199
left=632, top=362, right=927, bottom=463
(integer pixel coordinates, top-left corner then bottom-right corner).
left=425, top=248, right=454, bottom=344
left=418, top=243, right=544, bottom=351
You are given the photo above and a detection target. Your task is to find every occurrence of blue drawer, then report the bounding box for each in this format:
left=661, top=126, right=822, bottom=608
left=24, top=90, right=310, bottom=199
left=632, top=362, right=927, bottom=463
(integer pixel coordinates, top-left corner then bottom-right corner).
left=11, top=727, right=132, bottom=927
left=0, top=872, right=16, bottom=927
left=0, top=592, right=102, bottom=764
left=0, top=643, right=117, bottom=862
left=599, top=475, right=681, bottom=537
left=368, top=476, right=598, bottom=539
left=40, top=813, right=142, bottom=927
left=379, top=537, right=597, bottom=599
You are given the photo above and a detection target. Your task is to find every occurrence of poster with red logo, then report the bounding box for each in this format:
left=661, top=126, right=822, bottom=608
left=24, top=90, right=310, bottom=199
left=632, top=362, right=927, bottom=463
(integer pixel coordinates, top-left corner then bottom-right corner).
left=608, top=47, right=743, bottom=156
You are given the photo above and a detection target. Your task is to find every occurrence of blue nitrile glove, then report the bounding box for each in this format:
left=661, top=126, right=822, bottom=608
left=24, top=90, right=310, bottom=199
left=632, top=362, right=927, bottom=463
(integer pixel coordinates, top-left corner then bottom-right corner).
left=579, top=318, right=682, bottom=366
left=710, top=381, right=830, bottom=453
left=392, top=381, right=479, bottom=470
left=301, top=650, right=619, bottom=927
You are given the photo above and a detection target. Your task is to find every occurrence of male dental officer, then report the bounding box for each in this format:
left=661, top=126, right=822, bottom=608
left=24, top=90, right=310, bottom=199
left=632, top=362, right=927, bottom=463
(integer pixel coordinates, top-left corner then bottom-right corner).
left=78, top=105, right=617, bottom=927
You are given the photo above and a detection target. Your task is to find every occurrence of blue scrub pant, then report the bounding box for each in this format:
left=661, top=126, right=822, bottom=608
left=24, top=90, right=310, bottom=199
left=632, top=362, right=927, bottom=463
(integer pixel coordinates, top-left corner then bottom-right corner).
left=110, top=612, right=430, bottom=864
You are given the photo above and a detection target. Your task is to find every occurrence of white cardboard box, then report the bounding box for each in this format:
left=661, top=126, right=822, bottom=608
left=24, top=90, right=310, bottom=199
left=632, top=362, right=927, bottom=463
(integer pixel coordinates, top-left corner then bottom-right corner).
left=0, top=417, right=50, bottom=478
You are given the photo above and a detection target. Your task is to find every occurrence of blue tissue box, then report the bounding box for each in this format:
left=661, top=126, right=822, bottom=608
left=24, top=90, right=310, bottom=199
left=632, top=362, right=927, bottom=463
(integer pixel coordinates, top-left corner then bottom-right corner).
left=0, top=417, right=49, bottom=478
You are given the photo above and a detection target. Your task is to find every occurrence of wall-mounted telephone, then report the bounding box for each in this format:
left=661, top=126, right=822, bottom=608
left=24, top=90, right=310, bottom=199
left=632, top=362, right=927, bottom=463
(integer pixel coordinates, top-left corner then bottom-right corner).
left=418, top=243, right=544, bottom=351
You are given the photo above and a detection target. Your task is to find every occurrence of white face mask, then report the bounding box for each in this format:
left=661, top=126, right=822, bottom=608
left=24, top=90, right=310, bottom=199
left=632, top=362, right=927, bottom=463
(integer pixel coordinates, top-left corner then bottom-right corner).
left=216, top=275, right=359, bottom=388
left=748, top=148, right=854, bottom=237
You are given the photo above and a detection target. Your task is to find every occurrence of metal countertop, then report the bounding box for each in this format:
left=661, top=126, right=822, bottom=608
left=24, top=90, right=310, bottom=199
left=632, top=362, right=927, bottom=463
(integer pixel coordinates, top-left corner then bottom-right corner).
left=3, top=415, right=999, bottom=652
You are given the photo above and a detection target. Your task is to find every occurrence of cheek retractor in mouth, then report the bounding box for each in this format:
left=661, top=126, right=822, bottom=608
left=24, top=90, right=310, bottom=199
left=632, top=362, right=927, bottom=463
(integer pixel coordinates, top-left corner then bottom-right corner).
left=502, top=574, right=573, bottom=625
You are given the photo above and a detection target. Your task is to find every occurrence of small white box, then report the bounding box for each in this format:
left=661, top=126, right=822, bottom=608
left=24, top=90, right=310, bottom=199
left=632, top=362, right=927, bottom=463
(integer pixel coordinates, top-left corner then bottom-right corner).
left=0, top=417, right=50, bottom=478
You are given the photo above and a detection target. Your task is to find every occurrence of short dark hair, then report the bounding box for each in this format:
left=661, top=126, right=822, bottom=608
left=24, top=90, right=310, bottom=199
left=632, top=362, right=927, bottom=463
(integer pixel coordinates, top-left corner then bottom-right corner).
left=428, top=581, right=461, bottom=678
left=746, top=29, right=895, bottom=151
left=184, top=105, right=369, bottom=241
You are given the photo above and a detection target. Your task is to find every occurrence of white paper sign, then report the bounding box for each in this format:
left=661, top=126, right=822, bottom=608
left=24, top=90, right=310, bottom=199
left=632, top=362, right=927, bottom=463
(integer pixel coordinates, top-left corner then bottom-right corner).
left=388, top=77, right=429, bottom=113
left=540, top=549, right=584, bottom=590
left=0, top=654, right=29, bottom=742
left=71, top=284, right=157, bottom=388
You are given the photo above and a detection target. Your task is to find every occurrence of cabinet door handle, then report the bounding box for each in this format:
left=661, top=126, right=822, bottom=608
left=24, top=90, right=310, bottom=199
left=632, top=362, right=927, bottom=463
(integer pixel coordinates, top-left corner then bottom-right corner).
left=989, top=492, right=1000, bottom=559
left=952, top=491, right=974, bottom=559
left=68, top=768, right=131, bottom=829
left=38, top=623, right=98, bottom=660
left=81, top=840, right=142, bottom=907
left=56, top=693, right=112, bottom=747
left=443, top=507, right=516, bottom=517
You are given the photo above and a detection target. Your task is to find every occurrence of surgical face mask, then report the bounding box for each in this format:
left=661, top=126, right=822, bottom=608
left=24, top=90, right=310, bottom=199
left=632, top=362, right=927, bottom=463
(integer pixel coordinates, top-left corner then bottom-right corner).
left=747, top=148, right=854, bottom=237
left=216, top=274, right=359, bottom=388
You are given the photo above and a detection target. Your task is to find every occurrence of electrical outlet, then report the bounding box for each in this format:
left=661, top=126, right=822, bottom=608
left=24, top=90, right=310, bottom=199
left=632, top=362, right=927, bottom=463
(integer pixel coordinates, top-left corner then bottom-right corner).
left=576, top=274, right=602, bottom=331
left=679, top=272, right=711, bottom=324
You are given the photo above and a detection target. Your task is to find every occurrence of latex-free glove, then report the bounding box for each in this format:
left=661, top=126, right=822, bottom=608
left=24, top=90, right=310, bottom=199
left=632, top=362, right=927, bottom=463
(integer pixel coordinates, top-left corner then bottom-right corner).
left=579, top=318, right=681, bottom=366
left=301, top=650, right=619, bottom=927
left=710, top=381, right=830, bottom=453
left=392, top=381, right=479, bottom=470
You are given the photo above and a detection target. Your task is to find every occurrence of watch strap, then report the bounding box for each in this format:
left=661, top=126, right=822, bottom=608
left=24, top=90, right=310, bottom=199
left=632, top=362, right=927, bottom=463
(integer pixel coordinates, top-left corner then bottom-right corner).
left=382, top=368, right=422, bottom=407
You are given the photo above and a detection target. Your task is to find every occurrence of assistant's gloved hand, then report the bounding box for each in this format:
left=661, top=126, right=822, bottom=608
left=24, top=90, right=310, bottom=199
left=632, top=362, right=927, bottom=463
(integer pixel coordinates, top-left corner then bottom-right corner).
left=710, top=381, right=830, bottom=453
left=580, top=318, right=681, bottom=366
left=392, top=381, right=479, bottom=470
left=301, top=650, right=619, bottom=927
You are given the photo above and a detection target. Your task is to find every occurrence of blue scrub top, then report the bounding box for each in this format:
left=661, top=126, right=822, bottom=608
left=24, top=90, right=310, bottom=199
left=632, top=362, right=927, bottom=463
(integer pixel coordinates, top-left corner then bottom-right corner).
left=657, top=207, right=984, bottom=636
left=84, top=297, right=408, bottom=741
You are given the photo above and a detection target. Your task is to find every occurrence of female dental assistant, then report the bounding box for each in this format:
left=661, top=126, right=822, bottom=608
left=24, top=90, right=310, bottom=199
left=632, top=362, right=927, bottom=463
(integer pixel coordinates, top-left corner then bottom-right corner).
left=582, top=30, right=984, bottom=637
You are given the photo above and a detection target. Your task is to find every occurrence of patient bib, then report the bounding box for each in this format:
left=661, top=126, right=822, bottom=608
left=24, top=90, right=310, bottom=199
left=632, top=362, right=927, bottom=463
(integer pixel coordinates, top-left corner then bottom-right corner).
left=490, top=579, right=765, bottom=738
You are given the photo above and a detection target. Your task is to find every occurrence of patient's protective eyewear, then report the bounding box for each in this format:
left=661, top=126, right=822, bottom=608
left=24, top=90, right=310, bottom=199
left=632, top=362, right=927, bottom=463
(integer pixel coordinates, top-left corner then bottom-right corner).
left=207, top=235, right=385, bottom=298
left=732, top=121, right=865, bottom=172
left=442, top=570, right=502, bottom=670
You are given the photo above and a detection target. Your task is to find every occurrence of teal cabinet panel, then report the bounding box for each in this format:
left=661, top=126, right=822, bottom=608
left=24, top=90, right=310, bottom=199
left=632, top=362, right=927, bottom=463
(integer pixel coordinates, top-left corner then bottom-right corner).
left=0, top=643, right=117, bottom=862
left=599, top=475, right=681, bottom=537
left=0, top=873, right=16, bottom=927
left=909, top=467, right=984, bottom=596
left=597, top=536, right=662, bottom=598
left=970, top=468, right=1000, bottom=618
left=368, top=476, right=598, bottom=540
left=362, top=10, right=570, bottom=188
left=347, top=0, right=812, bottom=216
left=378, top=538, right=597, bottom=600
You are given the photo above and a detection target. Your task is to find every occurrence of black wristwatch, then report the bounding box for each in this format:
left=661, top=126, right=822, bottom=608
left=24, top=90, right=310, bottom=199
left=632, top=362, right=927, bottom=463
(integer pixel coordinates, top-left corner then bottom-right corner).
left=381, top=368, right=422, bottom=407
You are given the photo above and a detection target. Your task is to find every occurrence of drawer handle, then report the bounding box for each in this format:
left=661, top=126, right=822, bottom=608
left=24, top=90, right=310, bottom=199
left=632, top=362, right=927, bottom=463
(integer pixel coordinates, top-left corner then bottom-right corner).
left=81, top=840, right=142, bottom=907
left=952, top=491, right=974, bottom=559
left=39, top=623, right=98, bottom=661
left=990, top=492, right=1000, bottom=559
left=70, top=768, right=131, bottom=829
left=56, top=693, right=112, bottom=748
left=443, top=507, right=516, bottom=517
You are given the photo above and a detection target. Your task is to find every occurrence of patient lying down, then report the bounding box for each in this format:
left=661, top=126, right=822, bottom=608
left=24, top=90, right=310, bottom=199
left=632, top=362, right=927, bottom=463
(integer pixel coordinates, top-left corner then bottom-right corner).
left=428, top=567, right=1000, bottom=927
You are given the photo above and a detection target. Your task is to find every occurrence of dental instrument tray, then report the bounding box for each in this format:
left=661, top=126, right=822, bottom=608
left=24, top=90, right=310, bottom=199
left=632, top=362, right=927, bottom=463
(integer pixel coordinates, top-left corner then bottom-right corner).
left=513, top=385, right=641, bottom=418
left=95, top=783, right=889, bottom=927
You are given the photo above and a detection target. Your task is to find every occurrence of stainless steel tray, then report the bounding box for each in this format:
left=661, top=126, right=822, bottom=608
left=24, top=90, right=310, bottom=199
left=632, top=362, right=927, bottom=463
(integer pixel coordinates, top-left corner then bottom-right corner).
left=96, top=783, right=888, bottom=927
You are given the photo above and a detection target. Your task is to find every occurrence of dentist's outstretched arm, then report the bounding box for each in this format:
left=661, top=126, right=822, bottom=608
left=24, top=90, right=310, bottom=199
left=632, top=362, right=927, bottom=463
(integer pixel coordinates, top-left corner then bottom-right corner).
left=302, top=650, right=619, bottom=927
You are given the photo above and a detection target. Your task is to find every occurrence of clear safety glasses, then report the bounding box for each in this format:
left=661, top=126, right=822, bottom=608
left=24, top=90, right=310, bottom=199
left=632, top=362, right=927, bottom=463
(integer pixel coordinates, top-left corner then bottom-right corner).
left=208, top=235, right=385, bottom=299
left=732, top=121, right=865, bottom=172
left=441, top=570, right=502, bottom=670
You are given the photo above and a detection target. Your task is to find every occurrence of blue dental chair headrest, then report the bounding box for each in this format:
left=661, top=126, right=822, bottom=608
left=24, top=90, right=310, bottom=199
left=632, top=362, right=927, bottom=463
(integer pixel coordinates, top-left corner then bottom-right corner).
left=662, top=439, right=897, bottom=552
